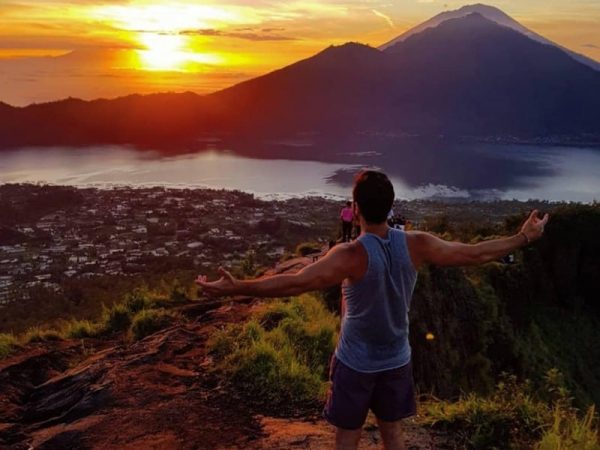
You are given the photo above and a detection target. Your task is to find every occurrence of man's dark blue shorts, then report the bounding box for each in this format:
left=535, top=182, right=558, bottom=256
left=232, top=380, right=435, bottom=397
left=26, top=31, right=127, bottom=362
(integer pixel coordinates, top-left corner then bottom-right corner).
left=323, top=355, right=416, bottom=430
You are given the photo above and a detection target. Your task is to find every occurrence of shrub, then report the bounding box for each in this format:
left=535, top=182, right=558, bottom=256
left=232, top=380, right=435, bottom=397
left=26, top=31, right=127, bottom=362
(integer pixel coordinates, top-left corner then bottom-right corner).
left=102, top=303, right=132, bottom=334
left=130, top=309, right=180, bottom=341
left=123, top=288, right=156, bottom=313
left=21, top=326, right=63, bottom=344
left=209, top=294, right=338, bottom=412
left=536, top=406, right=599, bottom=450
left=423, top=370, right=600, bottom=450
left=62, top=320, right=102, bottom=339
left=0, top=333, right=19, bottom=359
left=230, top=340, right=324, bottom=409
left=422, top=374, right=551, bottom=449
left=296, top=242, right=322, bottom=257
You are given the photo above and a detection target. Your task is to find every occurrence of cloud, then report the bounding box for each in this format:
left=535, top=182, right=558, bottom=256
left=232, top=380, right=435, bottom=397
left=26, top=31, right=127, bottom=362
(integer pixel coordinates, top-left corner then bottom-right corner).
left=582, top=43, right=599, bottom=49
left=180, top=28, right=297, bottom=41
left=371, top=9, right=394, bottom=28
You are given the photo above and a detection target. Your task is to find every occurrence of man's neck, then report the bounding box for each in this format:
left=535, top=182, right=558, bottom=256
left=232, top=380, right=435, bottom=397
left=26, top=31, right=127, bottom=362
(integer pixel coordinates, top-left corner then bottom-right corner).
left=360, top=220, right=390, bottom=239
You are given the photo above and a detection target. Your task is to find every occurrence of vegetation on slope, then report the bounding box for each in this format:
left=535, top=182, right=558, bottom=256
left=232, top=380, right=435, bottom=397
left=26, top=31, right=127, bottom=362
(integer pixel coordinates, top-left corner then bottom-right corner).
left=0, top=285, right=188, bottom=356
left=2, top=201, right=599, bottom=449
left=209, top=294, right=338, bottom=413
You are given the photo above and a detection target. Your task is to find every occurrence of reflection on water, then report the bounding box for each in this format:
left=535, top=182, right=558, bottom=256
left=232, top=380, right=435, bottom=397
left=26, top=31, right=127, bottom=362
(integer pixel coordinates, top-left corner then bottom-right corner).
left=0, top=141, right=599, bottom=202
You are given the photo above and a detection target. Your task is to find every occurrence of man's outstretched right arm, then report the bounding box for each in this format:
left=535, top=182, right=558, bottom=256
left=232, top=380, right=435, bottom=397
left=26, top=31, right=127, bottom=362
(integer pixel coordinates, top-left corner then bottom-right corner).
left=407, top=209, right=549, bottom=268
left=195, top=243, right=360, bottom=298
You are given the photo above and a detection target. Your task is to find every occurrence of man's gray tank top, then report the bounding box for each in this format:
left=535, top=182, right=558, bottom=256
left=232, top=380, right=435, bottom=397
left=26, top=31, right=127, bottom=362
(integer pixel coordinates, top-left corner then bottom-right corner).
left=335, top=228, right=418, bottom=373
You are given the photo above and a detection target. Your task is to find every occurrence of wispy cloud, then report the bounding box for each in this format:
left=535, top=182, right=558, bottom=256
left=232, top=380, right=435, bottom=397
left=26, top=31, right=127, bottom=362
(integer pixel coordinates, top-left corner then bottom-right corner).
left=180, top=28, right=297, bottom=41
left=3, top=0, right=600, bottom=105
left=371, top=9, right=395, bottom=28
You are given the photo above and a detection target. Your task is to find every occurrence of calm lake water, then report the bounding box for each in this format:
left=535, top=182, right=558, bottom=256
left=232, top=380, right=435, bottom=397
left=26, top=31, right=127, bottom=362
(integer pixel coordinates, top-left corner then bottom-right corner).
left=1, top=141, right=599, bottom=202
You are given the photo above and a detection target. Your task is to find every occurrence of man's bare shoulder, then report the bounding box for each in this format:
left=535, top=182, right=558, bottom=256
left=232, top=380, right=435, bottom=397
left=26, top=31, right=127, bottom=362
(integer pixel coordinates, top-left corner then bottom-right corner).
left=404, top=231, right=435, bottom=269
left=405, top=230, right=430, bottom=246
left=330, top=240, right=368, bottom=279
left=329, top=241, right=363, bottom=257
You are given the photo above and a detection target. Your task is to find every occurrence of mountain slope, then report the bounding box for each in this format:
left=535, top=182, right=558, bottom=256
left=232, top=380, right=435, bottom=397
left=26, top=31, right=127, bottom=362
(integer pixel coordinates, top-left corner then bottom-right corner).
left=380, top=13, right=600, bottom=135
left=204, top=43, right=387, bottom=134
left=1, top=10, right=600, bottom=147
left=379, top=3, right=600, bottom=72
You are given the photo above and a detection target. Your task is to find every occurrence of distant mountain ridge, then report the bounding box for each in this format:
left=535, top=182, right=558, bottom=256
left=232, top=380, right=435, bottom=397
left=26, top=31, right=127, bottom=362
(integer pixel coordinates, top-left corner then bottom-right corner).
left=379, top=3, right=600, bottom=72
left=1, top=5, right=600, bottom=148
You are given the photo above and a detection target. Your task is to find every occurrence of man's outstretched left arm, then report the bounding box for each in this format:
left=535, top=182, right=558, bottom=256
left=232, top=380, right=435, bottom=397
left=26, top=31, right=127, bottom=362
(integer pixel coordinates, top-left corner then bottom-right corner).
left=407, top=209, right=549, bottom=268
left=196, top=244, right=355, bottom=298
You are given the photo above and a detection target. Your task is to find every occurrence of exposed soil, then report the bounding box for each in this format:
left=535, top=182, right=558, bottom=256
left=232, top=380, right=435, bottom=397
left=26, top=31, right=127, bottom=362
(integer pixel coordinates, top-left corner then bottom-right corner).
left=1, top=259, right=457, bottom=449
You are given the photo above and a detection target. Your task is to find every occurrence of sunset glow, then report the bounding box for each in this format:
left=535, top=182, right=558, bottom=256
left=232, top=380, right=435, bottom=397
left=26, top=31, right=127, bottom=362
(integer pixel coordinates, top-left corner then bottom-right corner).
left=136, top=34, right=224, bottom=71
left=1, top=0, right=599, bottom=106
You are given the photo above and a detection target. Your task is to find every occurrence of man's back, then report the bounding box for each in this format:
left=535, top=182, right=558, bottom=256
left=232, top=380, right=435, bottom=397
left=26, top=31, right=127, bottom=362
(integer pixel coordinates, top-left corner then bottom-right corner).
left=336, top=229, right=418, bottom=373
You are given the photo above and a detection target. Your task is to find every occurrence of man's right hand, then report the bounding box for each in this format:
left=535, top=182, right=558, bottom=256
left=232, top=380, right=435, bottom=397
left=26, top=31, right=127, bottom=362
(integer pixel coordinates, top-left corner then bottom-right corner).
left=520, top=209, right=550, bottom=243
left=195, top=267, right=240, bottom=297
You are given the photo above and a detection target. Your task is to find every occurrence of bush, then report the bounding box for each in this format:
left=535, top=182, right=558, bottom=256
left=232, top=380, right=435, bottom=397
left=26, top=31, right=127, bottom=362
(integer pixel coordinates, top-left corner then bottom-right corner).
left=209, top=294, right=338, bottom=412
left=62, top=320, right=102, bottom=339
left=123, top=290, right=153, bottom=314
left=536, top=406, right=599, bottom=450
left=296, top=242, right=322, bottom=257
left=423, top=374, right=551, bottom=449
left=102, top=303, right=132, bottom=334
left=21, top=326, right=63, bottom=344
left=130, top=309, right=179, bottom=341
left=231, top=340, right=324, bottom=409
left=423, top=371, right=600, bottom=450
left=0, top=333, right=18, bottom=359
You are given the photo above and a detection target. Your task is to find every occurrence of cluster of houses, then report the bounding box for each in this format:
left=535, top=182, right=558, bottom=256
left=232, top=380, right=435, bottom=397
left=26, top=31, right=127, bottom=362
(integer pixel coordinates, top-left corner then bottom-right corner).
left=0, top=186, right=332, bottom=306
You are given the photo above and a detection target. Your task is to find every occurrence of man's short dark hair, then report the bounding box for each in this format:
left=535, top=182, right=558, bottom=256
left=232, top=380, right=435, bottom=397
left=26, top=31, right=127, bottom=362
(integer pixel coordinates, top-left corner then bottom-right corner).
left=353, top=170, right=394, bottom=224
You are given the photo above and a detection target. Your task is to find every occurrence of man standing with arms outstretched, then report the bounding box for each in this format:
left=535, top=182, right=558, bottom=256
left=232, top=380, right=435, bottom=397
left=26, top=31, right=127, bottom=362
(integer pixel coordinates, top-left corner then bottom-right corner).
left=196, top=170, right=549, bottom=450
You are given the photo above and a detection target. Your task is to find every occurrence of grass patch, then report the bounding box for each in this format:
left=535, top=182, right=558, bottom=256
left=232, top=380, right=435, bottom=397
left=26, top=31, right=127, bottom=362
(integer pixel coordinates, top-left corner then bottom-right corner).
left=62, top=319, right=102, bottom=339
left=21, top=326, right=63, bottom=344
left=101, top=303, right=132, bottom=334
left=536, top=405, right=599, bottom=450
left=0, top=333, right=19, bottom=359
left=130, top=308, right=180, bottom=341
left=296, top=242, right=322, bottom=257
left=209, top=294, right=338, bottom=412
left=423, top=371, right=600, bottom=450
left=122, top=289, right=156, bottom=314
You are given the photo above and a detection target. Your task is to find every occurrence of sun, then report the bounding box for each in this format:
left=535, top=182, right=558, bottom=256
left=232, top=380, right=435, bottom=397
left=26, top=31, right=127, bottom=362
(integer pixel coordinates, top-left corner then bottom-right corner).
left=137, top=33, right=224, bottom=71
left=138, top=34, right=187, bottom=71
left=92, top=3, right=242, bottom=71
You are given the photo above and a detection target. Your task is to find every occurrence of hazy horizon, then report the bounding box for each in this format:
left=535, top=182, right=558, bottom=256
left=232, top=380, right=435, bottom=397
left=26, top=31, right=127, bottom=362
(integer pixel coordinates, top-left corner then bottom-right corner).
left=1, top=0, right=600, bottom=107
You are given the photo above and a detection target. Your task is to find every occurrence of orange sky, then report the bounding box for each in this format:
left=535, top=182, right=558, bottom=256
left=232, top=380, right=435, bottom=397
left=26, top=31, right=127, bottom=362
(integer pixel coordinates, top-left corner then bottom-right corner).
left=1, top=0, right=599, bottom=106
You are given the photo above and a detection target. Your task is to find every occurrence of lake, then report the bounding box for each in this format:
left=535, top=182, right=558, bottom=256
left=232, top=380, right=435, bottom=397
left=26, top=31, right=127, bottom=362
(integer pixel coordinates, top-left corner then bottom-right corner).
left=0, top=140, right=599, bottom=202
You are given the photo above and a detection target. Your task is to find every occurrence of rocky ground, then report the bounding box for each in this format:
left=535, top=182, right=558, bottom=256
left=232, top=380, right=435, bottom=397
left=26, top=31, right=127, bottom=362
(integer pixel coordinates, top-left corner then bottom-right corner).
left=0, top=258, right=457, bottom=450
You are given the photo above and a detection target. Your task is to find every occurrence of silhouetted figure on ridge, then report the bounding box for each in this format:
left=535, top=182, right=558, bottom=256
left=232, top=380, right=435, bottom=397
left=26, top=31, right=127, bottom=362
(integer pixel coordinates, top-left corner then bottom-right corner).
left=340, top=201, right=354, bottom=242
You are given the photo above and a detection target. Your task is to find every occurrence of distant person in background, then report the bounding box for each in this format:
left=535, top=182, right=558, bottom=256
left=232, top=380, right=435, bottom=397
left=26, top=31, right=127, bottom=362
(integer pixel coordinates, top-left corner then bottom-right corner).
left=387, top=208, right=395, bottom=227
left=353, top=215, right=361, bottom=240
left=196, top=170, right=549, bottom=450
left=394, top=215, right=407, bottom=231
left=340, top=201, right=354, bottom=242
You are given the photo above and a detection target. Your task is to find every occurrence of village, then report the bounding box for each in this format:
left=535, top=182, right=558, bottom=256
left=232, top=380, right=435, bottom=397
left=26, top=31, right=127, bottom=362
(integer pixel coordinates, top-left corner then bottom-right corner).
left=0, top=183, right=554, bottom=306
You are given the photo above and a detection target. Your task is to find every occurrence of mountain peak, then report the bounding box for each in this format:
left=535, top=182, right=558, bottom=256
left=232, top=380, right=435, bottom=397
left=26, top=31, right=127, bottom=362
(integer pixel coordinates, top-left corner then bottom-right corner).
left=379, top=3, right=600, bottom=71
left=318, top=42, right=379, bottom=57
left=456, top=3, right=510, bottom=16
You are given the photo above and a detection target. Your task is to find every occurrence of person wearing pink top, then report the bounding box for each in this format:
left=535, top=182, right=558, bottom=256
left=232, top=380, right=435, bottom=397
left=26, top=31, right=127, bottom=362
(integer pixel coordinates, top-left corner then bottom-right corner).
left=340, top=201, right=354, bottom=242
